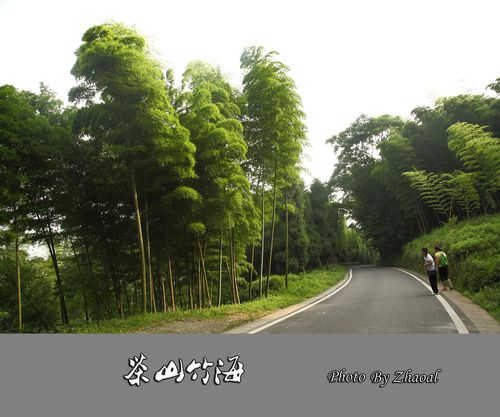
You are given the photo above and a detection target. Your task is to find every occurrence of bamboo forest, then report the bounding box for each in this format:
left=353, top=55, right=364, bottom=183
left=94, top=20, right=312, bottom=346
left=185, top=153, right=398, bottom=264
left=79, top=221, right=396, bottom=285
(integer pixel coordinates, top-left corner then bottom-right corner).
left=1, top=23, right=499, bottom=332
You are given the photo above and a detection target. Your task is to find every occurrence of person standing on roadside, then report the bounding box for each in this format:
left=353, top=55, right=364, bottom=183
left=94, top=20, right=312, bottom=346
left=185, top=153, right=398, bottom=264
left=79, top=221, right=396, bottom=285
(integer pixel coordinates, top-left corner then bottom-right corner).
left=434, top=246, right=453, bottom=290
left=421, top=248, right=438, bottom=294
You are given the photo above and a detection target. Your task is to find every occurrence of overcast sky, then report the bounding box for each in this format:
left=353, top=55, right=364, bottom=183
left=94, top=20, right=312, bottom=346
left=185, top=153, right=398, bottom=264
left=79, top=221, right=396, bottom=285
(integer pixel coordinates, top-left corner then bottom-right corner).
left=1, top=0, right=499, bottom=185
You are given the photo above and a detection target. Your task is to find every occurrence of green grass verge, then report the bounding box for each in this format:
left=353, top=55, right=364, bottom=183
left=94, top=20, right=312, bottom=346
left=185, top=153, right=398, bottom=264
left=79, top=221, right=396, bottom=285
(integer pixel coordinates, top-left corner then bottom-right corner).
left=398, top=214, right=500, bottom=323
left=464, top=286, right=500, bottom=323
left=66, top=266, right=347, bottom=333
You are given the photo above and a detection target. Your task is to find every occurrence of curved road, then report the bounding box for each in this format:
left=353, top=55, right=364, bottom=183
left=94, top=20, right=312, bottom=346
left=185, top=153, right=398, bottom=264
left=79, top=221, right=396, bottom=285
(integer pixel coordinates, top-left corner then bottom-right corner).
left=257, top=266, right=466, bottom=333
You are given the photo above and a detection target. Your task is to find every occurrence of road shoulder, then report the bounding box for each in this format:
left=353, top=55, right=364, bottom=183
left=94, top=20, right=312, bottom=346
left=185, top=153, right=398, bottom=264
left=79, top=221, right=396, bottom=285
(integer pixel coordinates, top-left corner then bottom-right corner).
left=397, top=267, right=500, bottom=334
left=225, top=270, right=351, bottom=334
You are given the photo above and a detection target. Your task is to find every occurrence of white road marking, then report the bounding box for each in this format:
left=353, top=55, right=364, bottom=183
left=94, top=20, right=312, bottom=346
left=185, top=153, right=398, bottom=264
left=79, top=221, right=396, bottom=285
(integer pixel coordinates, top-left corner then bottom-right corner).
left=248, top=269, right=353, bottom=334
left=395, top=268, right=469, bottom=334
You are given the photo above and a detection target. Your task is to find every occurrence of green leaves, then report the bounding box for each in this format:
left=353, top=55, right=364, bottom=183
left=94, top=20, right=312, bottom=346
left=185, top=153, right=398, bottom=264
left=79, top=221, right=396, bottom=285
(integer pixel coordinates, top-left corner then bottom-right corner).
left=403, top=170, right=449, bottom=215
left=328, top=80, right=500, bottom=263
left=70, top=22, right=196, bottom=179
left=179, top=61, right=257, bottom=241
left=241, top=46, right=306, bottom=187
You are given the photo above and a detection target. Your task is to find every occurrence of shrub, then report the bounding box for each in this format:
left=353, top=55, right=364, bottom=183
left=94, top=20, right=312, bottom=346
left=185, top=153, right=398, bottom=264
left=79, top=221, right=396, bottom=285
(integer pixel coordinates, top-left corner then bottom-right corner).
left=398, top=214, right=500, bottom=320
left=237, top=277, right=248, bottom=291
left=0, top=311, right=11, bottom=332
left=465, top=284, right=500, bottom=322
left=268, top=275, right=285, bottom=291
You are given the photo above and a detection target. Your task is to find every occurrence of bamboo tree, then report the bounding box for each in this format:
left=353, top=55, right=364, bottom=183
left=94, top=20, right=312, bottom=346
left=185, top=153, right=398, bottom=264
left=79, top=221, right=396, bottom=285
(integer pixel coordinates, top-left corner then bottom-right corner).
left=131, top=173, right=148, bottom=313
left=284, top=191, right=289, bottom=289
left=157, top=258, right=167, bottom=312
left=15, top=234, right=22, bottom=332
left=179, top=61, right=257, bottom=307
left=167, top=257, right=175, bottom=311
left=218, top=229, right=223, bottom=306
left=70, top=23, right=195, bottom=313
left=266, top=150, right=278, bottom=297
left=248, top=241, right=255, bottom=300
left=241, top=47, right=306, bottom=283
left=144, top=196, right=156, bottom=313
left=231, top=228, right=241, bottom=304
left=260, top=186, right=265, bottom=298
left=71, top=241, right=89, bottom=323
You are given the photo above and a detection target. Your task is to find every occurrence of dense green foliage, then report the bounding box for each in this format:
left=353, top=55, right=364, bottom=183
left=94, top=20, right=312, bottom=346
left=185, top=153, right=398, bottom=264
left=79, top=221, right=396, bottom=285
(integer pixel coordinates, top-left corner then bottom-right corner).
left=3, top=23, right=497, bottom=332
left=399, top=215, right=500, bottom=321
left=329, top=82, right=500, bottom=264
left=69, top=266, right=346, bottom=334
left=0, top=23, right=373, bottom=332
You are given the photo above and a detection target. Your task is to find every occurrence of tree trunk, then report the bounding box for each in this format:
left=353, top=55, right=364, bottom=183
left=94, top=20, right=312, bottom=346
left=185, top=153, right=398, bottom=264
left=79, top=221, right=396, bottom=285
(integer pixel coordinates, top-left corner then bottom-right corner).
left=231, top=229, right=240, bottom=304
left=479, top=190, right=488, bottom=215
left=185, top=252, right=193, bottom=310
left=249, top=242, right=255, bottom=301
left=133, top=280, right=138, bottom=314
left=84, top=239, right=100, bottom=323
left=144, top=196, right=156, bottom=313
left=176, top=264, right=184, bottom=309
left=167, top=256, right=176, bottom=311
left=157, top=258, right=167, bottom=312
left=415, top=214, right=424, bottom=235
left=122, top=280, right=131, bottom=316
left=259, top=184, right=265, bottom=298
left=106, top=253, right=123, bottom=318
left=226, top=259, right=235, bottom=304
left=45, top=218, right=68, bottom=325
left=15, top=234, right=22, bottom=332
left=417, top=209, right=426, bottom=234
left=197, top=256, right=202, bottom=309
left=197, top=234, right=212, bottom=307
left=285, top=191, right=289, bottom=289
left=227, top=230, right=236, bottom=303
left=71, top=242, right=89, bottom=323
left=51, top=247, right=68, bottom=325
left=266, top=155, right=278, bottom=298
left=34, top=209, right=68, bottom=325
left=131, top=172, right=147, bottom=314
left=218, top=229, right=223, bottom=307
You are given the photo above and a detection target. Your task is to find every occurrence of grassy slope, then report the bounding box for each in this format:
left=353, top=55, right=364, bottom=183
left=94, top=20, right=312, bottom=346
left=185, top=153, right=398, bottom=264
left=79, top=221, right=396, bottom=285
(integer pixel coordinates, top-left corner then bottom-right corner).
left=67, top=266, right=347, bottom=333
left=398, top=214, right=500, bottom=322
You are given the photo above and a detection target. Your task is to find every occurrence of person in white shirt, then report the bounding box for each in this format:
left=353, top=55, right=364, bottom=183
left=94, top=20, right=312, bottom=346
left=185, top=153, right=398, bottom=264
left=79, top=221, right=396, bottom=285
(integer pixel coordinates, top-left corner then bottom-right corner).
left=421, top=248, right=438, bottom=294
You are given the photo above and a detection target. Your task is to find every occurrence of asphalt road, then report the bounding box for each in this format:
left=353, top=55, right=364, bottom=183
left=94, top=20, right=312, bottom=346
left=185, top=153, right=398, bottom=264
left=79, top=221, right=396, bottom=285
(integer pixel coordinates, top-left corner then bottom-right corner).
left=260, top=266, right=463, bottom=333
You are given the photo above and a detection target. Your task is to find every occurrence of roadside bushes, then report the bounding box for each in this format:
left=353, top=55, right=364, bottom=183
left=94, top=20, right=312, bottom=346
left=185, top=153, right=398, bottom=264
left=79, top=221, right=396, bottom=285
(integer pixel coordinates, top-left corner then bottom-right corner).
left=399, top=214, right=500, bottom=320
left=242, top=274, right=306, bottom=301
left=466, top=286, right=500, bottom=322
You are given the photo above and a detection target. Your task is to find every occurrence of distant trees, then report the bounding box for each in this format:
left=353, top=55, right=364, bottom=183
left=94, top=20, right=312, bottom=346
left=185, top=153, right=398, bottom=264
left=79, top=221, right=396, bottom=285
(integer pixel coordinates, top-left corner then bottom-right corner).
left=328, top=84, right=500, bottom=264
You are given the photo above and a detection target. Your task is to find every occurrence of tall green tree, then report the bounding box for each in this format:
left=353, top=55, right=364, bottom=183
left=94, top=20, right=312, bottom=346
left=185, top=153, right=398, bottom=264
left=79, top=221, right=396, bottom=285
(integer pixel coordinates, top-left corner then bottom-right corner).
left=0, top=84, right=38, bottom=331
left=1, top=84, right=72, bottom=327
left=69, top=23, right=196, bottom=313
left=241, top=46, right=306, bottom=296
left=180, top=61, right=258, bottom=306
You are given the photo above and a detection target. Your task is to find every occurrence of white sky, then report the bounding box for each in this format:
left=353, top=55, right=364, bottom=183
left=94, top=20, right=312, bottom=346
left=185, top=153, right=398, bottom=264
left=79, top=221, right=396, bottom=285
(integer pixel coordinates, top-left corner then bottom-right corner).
left=1, top=0, right=499, bottom=185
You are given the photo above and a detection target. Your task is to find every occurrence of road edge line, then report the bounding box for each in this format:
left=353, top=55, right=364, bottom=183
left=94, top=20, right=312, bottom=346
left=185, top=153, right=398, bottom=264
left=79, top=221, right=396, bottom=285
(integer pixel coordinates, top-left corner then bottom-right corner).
left=247, top=269, right=353, bottom=334
left=394, top=268, right=469, bottom=334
